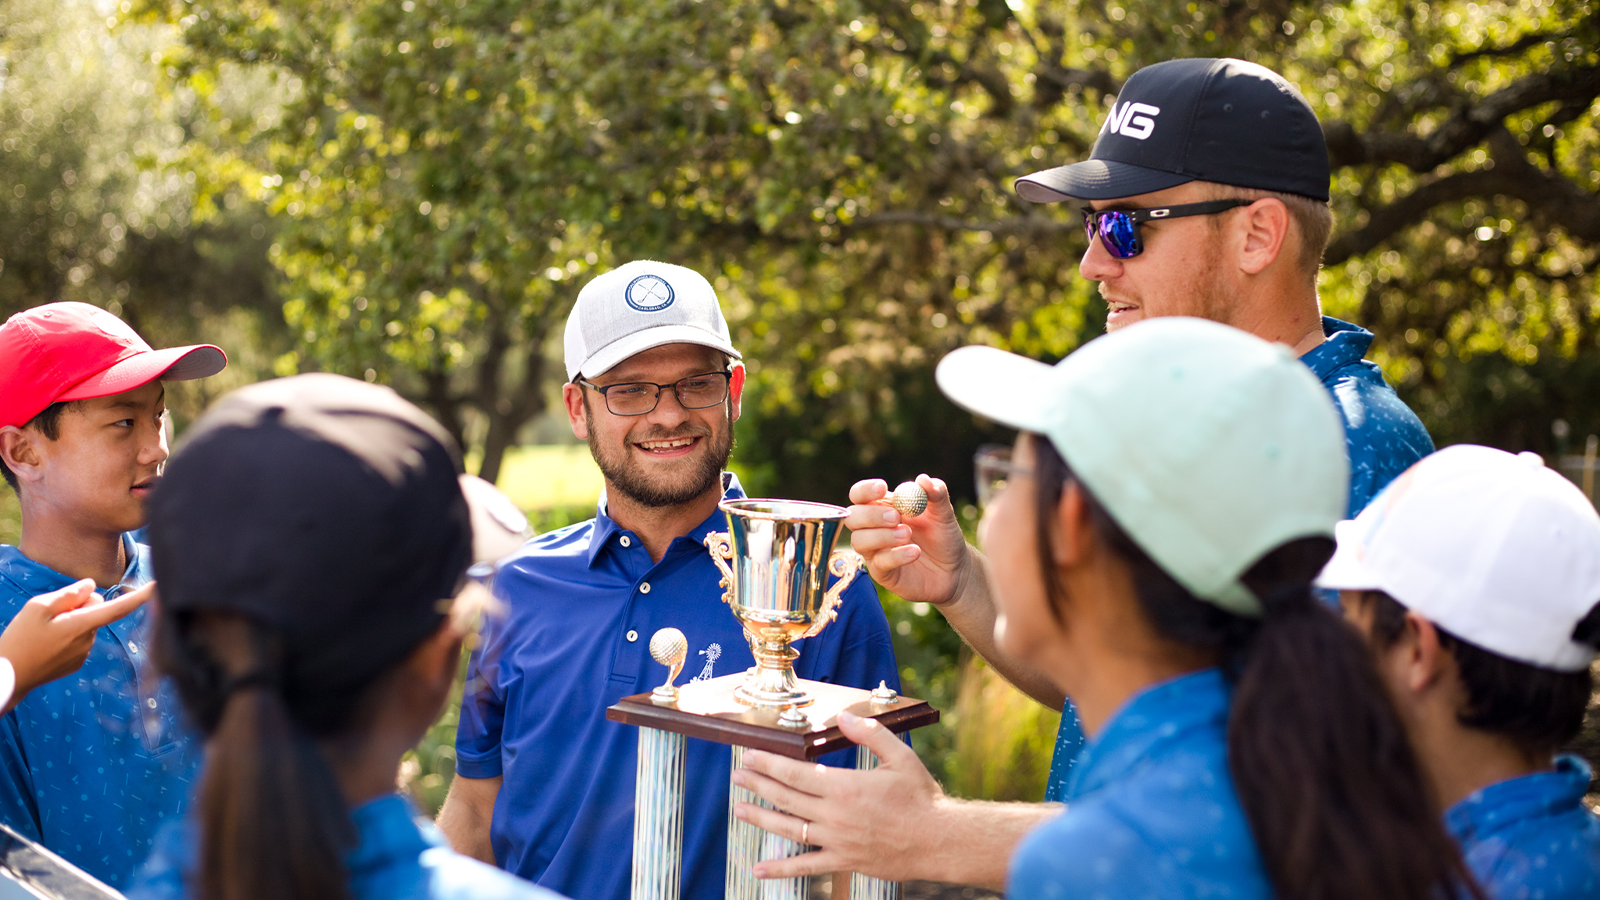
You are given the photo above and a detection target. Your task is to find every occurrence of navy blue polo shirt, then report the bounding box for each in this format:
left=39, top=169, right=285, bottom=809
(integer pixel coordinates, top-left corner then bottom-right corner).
left=1041, top=316, right=1435, bottom=801
left=1447, top=755, right=1600, bottom=900
left=455, top=475, right=899, bottom=900
left=130, top=793, right=569, bottom=900
left=1010, top=669, right=1270, bottom=900
left=0, top=536, right=201, bottom=888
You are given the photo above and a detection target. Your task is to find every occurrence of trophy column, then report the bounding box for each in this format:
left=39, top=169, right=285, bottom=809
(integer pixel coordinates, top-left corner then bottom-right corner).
left=632, top=726, right=688, bottom=900
left=847, top=744, right=898, bottom=900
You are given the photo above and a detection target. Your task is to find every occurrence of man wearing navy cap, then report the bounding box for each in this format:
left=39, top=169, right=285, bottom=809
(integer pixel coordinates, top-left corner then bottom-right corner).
left=436, top=261, right=898, bottom=900
left=739, top=59, right=1438, bottom=889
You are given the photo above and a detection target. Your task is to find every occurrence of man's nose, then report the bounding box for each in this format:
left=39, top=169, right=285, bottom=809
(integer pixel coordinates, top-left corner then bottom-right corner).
left=1078, top=231, right=1122, bottom=283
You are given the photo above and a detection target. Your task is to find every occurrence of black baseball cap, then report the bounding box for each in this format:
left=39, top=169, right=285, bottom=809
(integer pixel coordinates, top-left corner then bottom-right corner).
left=148, top=373, right=527, bottom=698
left=1016, top=58, right=1329, bottom=203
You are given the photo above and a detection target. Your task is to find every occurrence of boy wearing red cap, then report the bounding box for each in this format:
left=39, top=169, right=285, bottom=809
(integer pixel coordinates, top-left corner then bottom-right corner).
left=0, top=302, right=226, bottom=887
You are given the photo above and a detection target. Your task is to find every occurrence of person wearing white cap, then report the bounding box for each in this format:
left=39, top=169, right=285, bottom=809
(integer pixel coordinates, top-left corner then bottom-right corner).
left=1319, top=445, right=1600, bottom=900
left=733, top=317, right=1482, bottom=900
left=436, top=261, right=898, bottom=900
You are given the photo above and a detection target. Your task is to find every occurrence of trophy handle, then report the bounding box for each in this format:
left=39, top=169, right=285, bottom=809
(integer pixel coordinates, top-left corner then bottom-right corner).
left=804, top=549, right=863, bottom=639
left=704, top=531, right=736, bottom=610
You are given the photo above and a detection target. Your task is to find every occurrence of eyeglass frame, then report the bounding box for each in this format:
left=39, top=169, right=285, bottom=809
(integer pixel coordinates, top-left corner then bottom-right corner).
left=974, top=443, right=1034, bottom=508
left=575, top=371, right=733, bottom=417
left=1081, top=198, right=1255, bottom=260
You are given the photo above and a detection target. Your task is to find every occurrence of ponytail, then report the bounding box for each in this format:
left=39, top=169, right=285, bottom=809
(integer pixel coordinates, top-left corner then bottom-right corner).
left=1030, top=436, right=1483, bottom=900
left=156, top=613, right=357, bottom=900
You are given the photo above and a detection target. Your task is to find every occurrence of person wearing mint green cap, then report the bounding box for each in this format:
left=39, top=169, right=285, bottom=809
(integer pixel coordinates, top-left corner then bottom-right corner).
left=732, top=317, right=1482, bottom=900
left=1320, top=445, right=1600, bottom=900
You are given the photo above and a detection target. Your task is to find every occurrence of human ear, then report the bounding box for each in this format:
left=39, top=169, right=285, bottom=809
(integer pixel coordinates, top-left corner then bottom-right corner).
left=1236, top=198, right=1290, bottom=276
left=1052, top=480, right=1094, bottom=567
left=0, top=426, right=44, bottom=488
left=562, top=382, right=589, bottom=440
left=1400, top=611, right=1448, bottom=693
left=728, top=363, right=746, bottom=423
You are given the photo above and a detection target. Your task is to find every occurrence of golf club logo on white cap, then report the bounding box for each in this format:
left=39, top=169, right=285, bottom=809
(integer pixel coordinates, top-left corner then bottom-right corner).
left=625, top=274, right=676, bottom=313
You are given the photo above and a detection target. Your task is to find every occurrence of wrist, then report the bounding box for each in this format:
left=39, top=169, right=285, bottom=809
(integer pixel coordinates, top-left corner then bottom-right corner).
left=936, top=546, right=986, bottom=610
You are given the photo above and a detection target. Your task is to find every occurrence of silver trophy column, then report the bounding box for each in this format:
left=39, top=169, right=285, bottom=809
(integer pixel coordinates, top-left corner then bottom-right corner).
left=848, top=743, right=899, bottom=900
left=632, top=631, right=691, bottom=900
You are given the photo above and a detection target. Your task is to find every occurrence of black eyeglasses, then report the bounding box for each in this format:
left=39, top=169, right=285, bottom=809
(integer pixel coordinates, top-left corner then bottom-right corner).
left=578, top=372, right=731, bottom=416
left=1082, top=199, right=1254, bottom=259
left=974, top=444, right=1032, bottom=508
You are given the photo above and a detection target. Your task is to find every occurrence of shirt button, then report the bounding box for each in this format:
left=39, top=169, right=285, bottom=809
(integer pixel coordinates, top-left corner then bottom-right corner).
left=640, top=582, right=651, bottom=594
left=626, top=630, right=639, bottom=642
left=145, top=698, right=157, bottom=709
left=620, top=536, right=632, bottom=547
left=127, top=642, right=139, bottom=654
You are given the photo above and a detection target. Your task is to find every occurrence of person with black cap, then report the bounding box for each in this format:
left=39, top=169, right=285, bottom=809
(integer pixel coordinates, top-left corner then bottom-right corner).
left=123, top=373, right=560, bottom=900
left=743, top=58, right=1440, bottom=888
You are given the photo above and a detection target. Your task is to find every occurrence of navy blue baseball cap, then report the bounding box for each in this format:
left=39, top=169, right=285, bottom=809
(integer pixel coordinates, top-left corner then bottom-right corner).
left=1016, top=58, right=1330, bottom=203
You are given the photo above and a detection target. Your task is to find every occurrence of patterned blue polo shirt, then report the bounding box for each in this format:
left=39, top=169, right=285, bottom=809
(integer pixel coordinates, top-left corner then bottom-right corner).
left=455, top=474, right=899, bottom=900
left=1447, top=755, right=1600, bottom=900
left=1041, top=316, right=1435, bottom=802
left=129, top=793, right=570, bottom=900
left=0, top=536, right=201, bottom=888
left=1009, top=669, right=1271, bottom=900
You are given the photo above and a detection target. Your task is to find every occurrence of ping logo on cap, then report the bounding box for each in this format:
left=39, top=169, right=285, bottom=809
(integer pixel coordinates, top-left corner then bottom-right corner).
left=1102, top=101, right=1161, bottom=140
left=625, top=274, right=676, bottom=312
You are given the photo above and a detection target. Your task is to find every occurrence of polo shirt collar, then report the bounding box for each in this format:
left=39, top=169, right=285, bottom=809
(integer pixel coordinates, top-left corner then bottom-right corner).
left=1299, top=316, right=1375, bottom=383
left=585, top=472, right=747, bottom=568
left=1065, top=667, right=1230, bottom=801
left=1445, top=754, right=1594, bottom=845
left=0, top=533, right=148, bottom=598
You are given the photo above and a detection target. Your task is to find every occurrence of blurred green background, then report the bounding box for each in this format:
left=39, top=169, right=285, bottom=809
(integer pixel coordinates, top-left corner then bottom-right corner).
left=3, top=0, right=1600, bottom=813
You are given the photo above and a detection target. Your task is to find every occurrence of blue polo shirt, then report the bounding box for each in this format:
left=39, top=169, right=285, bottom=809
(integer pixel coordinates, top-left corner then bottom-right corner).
left=128, top=793, right=569, bottom=900
left=1010, top=668, right=1269, bottom=900
left=456, top=474, right=899, bottom=900
left=1446, top=755, right=1600, bottom=900
left=0, top=536, right=200, bottom=888
left=1040, top=316, right=1435, bottom=801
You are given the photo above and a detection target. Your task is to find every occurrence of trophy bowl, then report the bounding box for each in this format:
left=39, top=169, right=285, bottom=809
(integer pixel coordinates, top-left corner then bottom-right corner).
left=705, top=499, right=863, bottom=709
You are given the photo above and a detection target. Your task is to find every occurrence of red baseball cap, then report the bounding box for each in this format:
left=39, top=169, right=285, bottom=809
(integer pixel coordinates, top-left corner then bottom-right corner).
left=0, top=302, right=228, bottom=429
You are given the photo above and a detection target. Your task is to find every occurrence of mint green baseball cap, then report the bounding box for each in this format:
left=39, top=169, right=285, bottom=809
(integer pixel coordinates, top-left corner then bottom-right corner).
left=936, top=317, right=1348, bottom=617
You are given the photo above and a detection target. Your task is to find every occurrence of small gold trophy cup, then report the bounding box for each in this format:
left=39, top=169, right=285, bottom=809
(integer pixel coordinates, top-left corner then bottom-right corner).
left=705, top=499, right=863, bottom=709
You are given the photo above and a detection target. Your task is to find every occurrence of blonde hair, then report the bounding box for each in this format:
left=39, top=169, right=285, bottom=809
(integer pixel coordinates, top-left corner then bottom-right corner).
left=1200, top=183, right=1333, bottom=284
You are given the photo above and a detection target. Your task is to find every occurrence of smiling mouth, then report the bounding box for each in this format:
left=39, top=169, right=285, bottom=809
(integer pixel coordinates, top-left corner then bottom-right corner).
left=635, top=436, right=700, bottom=454
left=131, top=478, right=159, bottom=493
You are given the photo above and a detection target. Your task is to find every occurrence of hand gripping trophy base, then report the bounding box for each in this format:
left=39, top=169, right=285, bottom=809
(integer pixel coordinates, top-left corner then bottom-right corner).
left=705, top=500, right=864, bottom=711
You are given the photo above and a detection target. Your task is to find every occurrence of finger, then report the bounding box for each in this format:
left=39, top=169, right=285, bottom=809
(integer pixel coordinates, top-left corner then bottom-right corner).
left=847, top=479, right=889, bottom=505
left=732, top=766, right=832, bottom=823
left=59, top=583, right=153, bottom=631
left=739, top=749, right=838, bottom=799
left=753, top=846, right=840, bottom=880
left=847, top=525, right=912, bottom=554
left=38, top=579, right=97, bottom=616
left=836, top=711, right=920, bottom=770
left=863, top=545, right=921, bottom=576
left=844, top=503, right=899, bottom=532
left=733, top=801, right=811, bottom=845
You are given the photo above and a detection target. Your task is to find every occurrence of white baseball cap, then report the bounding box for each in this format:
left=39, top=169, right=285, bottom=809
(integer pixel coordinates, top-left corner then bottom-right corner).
left=1317, top=444, right=1600, bottom=672
left=563, top=260, right=741, bottom=380
left=937, top=317, right=1348, bottom=617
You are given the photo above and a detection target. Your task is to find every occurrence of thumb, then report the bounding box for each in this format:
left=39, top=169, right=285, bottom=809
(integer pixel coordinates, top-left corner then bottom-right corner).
left=39, top=579, right=98, bottom=616
left=836, top=710, right=916, bottom=768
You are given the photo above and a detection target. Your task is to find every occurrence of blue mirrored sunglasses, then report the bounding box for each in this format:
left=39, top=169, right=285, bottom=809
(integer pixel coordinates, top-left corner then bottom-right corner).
left=1082, top=198, right=1254, bottom=259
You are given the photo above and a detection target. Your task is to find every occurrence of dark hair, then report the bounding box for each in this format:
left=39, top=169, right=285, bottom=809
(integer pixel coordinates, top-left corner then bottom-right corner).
left=1029, top=436, right=1483, bottom=900
left=2, top=401, right=73, bottom=494
left=154, top=612, right=375, bottom=900
left=1362, top=590, right=1596, bottom=756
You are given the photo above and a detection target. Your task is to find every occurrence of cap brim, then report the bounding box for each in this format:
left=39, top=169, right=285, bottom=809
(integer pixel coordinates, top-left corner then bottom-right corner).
left=578, top=325, right=741, bottom=380
left=57, top=345, right=228, bottom=402
left=1313, top=519, right=1383, bottom=592
left=935, top=346, right=1059, bottom=433
left=1015, top=160, right=1194, bottom=203
left=460, top=474, right=532, bottom=565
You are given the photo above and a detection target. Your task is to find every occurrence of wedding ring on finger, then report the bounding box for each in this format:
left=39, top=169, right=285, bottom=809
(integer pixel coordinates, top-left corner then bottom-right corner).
left=801, top=820, right=809, bottom=845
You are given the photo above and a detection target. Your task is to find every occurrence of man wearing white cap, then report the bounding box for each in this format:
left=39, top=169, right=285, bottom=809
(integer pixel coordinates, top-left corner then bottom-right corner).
left=1320, top=445, right=1600, bottom=900
left=436, top=261, right=898, bottom=900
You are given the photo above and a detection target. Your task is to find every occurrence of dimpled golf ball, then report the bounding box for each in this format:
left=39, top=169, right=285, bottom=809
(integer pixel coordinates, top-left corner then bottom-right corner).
left=649, top=627, right=688, bottom=667
left=890, top=481, right=929, bottom=517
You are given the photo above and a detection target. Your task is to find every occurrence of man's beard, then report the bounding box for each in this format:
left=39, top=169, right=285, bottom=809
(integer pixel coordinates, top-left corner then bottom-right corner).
left=585, top=402, right=735, bottom=508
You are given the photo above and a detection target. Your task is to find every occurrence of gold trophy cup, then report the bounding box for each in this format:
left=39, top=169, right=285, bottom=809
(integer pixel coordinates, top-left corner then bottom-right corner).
left=705, top=499, right=863, bottom=709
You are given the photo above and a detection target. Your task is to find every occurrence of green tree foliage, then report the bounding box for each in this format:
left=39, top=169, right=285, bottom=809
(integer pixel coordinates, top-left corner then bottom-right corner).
left=0, top=0, right=285, bottom=424
left=141, top=0, right=1600, bottom=493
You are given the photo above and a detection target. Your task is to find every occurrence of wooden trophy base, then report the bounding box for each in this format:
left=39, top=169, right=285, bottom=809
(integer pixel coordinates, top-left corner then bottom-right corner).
left=607, top=671, right=939, bottom=759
